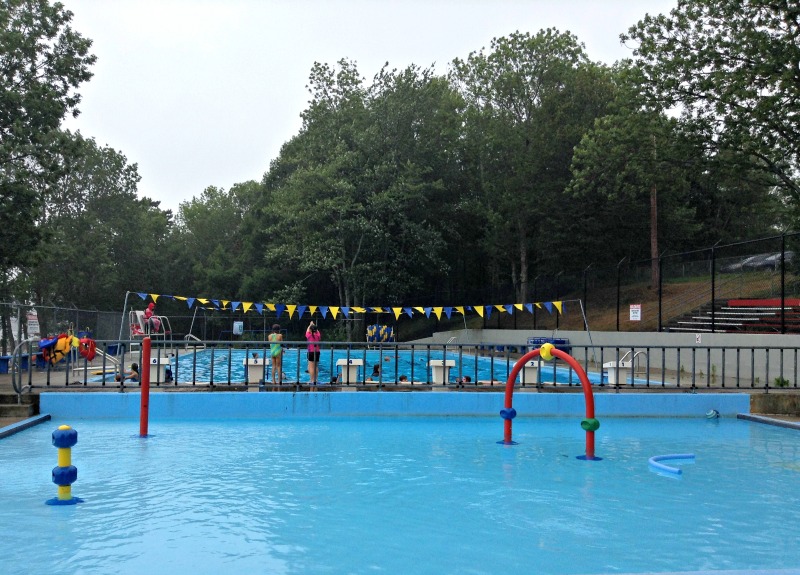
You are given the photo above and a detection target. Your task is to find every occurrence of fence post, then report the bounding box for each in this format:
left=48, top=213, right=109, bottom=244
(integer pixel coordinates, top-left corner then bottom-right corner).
left=781, top=233, right=786, bottom=334
left=616, top=258, right=625, bottom=332
left=658, top=253, right=664, bottom=332
left=583, top=265, right=591, bottom=331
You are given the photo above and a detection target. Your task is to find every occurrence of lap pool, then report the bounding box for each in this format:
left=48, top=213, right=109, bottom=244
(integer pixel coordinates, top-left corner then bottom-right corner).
left=2, top=397, right=799, bottom=575
left=150, top=347, right=603, bottom=385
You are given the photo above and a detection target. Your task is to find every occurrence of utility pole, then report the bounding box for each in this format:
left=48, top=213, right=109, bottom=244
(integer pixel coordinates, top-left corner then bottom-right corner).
left=650, top=134, right=659, bottom=289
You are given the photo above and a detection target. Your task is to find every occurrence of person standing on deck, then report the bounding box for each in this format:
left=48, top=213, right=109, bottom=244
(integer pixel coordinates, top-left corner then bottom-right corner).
left=305, top=321, right=322, bottom=385
left=268, top=324, right=283, bottom=390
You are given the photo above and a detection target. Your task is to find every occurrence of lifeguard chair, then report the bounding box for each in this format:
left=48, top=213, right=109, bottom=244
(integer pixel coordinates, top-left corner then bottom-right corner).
left=129, top=310, right=172, bottom=340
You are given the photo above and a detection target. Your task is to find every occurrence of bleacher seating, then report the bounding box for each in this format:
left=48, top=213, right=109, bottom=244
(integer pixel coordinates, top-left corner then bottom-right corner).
left=668, top=298, right=800, bottom=333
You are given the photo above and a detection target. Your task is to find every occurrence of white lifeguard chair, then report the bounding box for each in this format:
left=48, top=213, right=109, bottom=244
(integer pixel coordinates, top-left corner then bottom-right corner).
left=129, top=310, right=171, bottom=340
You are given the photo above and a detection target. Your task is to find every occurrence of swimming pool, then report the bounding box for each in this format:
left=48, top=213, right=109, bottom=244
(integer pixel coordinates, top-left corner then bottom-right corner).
left=152, top=348, right=603, bottom=385
left=2, top=415, right=799, bottom=574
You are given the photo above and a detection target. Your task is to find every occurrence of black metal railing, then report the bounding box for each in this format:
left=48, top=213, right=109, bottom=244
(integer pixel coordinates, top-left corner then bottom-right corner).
left=11, top=339, right=800, bottom=394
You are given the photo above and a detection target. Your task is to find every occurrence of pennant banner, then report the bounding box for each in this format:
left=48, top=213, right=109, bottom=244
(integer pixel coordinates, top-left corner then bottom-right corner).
left=128, top=291, right=567, bottom=322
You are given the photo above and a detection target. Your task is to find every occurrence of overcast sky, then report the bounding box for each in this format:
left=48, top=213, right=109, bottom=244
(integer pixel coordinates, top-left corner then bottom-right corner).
left=61, top=0, right=676, bottom=213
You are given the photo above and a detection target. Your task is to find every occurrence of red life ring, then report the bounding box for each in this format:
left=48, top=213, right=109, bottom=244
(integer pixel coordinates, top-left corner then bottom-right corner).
left=79, top=338, right=97, bottom=362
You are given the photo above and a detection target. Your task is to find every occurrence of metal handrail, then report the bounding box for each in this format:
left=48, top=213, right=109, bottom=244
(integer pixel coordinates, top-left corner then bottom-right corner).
left=184, top=333, right=206, bottom=350
left=9, top=337, right=39, bottom=396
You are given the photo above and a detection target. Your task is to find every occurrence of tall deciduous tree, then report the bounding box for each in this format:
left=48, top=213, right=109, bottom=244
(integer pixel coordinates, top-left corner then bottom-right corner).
left=254, top=60, right=462, bottom=338
left=0, top=0, right=95, bottom=269
left=451, top=29, right=615, bottom=301
left=173, top=183, right=254, bottom=298
left=27, top=134, right=171, bottom=311
left=622, top=0, right=800, bottom=200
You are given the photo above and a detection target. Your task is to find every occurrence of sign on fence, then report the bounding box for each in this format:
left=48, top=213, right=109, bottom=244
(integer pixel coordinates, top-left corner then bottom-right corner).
left=27, top=311, right=40, bottom=337
left=629, top=304, right=642, bottom=321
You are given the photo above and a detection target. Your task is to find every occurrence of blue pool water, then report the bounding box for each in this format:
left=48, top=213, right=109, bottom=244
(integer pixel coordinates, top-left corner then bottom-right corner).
left=1, top=416, right=799, bottom=574
left=155, top=348, right=601, bottom=385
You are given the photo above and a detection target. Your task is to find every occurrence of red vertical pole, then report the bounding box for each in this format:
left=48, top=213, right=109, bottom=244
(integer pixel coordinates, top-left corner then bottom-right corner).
left=139, top=337, right=151, bottom=437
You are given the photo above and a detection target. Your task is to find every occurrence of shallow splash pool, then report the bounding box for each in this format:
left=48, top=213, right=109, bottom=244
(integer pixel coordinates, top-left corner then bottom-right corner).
left=157, top=348, right=603, bottom=385
left=1, top=415, right=799, bottom=575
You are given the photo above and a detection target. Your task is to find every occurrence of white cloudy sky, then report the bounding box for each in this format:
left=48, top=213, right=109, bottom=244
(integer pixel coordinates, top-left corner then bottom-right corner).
left=61, top=0, right=676, bottom=213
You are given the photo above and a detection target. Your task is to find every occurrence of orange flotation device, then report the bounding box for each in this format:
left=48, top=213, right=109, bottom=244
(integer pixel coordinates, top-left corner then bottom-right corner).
left=79, top=337, right=97, bottom=362
left=39, top=333, right=75, bottom=365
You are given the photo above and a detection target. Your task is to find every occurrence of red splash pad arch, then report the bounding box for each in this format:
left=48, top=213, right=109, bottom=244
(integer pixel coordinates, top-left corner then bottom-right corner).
left=500, top=346, right=600, bottom=460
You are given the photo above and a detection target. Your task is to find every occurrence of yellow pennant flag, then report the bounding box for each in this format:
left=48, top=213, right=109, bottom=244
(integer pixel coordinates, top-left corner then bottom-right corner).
left=514, top=303, right=524, bottom=311
left=330, top=306, right=340, bottom=319
left=309, top=305, right=318, bottom=316
left=150, top=293, right=160, bottom=302
left=433, top=307, right=443, bottom=320
left=352, top=306, right=366, bottom=314
left=393, top=307, right=403, bottom=319
left=222, top=300, right=230, bottom=309
left=242, top=302, right=253, bottom=313
left=535, top=302, right=543, bottom=309
left=473, top=305, right=484, bottom=318
left=174, top=296, right=187, bottom=302
left=455, top=306, right=465, bottom=316
left=553, top=301, right=563, bottom=314
left=286, top=304, right=297, bottom=318
left=265, top=303, right=276, bottom=312
left=197, top=298, right=209, bottom=305
left=494, top=305, right=505, bottom=312
left=414, top=306, right=425, bottom=314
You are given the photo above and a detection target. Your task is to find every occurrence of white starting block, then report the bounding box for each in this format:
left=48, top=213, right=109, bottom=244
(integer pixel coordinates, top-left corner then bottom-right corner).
left=336, top=358, right=364, bottom=383
left=243, top=356, right=266, bottom=383
left=520, top=359, right=543, bottom=385
left=148, top=355, right=173, bottom=383
left=428, top=359, right=456, bottom=384
left=603, top=360, right=632, bottom=385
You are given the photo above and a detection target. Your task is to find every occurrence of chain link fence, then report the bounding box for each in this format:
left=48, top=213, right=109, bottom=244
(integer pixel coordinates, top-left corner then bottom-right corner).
left=4, top=234, right=800, bottom=350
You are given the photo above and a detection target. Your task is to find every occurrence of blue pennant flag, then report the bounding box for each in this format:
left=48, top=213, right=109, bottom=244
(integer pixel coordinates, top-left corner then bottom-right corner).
left=297, top=305, right=307, bottom=318
left=341, top=307, right=350, bottom=317
left=231, top=301, right=240, bottom=312
left=136, top=292, right=147, bottom=300
left=319, top=306, right=329, bottom=318
left=254, top=303, right=264, bottom=315
left=186, top=298, right=195, bottom=309
left=211, top=299, right=220, bottom=308
left=423, top=307, right=433, bottom=318
left=403, top=307, right=413, bottom=318
left=275, top=304, right=286, bottom=318
left=444, top=307, right=453, bottom=319
left=524, top=303, right=533, bottom=314
left=544, top=302, right=554, bottom=314
left=504, top=304, right=514, bottom=314
left=485, top=306, right=493, bottom=319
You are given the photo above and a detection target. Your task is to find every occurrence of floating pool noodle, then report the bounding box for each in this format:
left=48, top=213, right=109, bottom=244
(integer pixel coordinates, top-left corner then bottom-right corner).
left=649, top=453, right=695, bottom=475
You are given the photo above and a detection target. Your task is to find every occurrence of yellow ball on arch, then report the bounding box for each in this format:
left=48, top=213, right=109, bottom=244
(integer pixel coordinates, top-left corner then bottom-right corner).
left=540, top=342, right=555, bottom=361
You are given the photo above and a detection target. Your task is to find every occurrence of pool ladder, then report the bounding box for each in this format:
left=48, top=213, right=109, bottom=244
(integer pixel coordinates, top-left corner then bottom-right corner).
left=621, top=350, right=648, bottom=374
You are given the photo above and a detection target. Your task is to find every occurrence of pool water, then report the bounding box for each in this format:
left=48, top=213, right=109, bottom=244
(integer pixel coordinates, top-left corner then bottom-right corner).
left=1, top=417, right=799, bottom=574
left=161, top=348, right=602, bottom=385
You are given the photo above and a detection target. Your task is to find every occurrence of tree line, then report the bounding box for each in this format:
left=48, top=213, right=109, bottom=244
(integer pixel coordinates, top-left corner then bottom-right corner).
left=1, top=0, right=798, bottom=346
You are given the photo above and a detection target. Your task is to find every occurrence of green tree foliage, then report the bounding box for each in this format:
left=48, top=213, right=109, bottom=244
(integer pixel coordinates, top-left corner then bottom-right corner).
left=569, top=108, right=701, bottom=268
left=172, top=183, right=256, bottom=298
left=250, top=60, right=464, bottom=339
left=622, top=0, right=800, bottom=200
left=0, top=0, right=95, bottom=269
left=451, top=30, right=616, bottom=301
left=26, top=133, right=171, bottom=310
